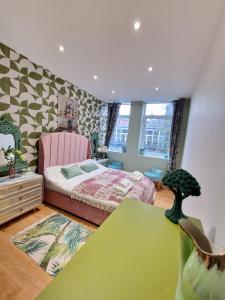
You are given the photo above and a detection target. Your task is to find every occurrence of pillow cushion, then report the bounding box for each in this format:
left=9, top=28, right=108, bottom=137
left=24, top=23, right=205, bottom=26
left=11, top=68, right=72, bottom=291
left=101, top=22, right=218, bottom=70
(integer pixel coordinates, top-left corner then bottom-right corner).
left=80, top=162, right=99, bottom=173
left=61, top=165, right=83, bottom=179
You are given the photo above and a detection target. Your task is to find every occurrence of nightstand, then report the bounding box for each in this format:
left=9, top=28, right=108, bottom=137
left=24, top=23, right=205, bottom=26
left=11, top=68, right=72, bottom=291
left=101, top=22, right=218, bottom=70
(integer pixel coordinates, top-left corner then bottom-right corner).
left=0, top=172, right=43, bottom=225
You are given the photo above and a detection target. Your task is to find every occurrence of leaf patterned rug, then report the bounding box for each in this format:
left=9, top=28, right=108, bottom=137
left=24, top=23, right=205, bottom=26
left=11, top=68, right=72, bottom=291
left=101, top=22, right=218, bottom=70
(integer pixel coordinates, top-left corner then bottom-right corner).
left=12, top=213, right=92, bottom=276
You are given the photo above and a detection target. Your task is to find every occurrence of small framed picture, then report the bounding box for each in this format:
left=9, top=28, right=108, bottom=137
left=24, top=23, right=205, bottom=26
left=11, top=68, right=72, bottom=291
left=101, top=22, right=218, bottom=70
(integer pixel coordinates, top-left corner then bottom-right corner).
left=58, top=94, right=78, bottom=132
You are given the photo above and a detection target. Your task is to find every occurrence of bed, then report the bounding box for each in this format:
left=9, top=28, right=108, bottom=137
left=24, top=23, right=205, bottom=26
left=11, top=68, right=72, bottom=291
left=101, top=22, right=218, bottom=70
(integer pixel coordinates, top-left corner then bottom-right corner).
left=38, top=132, right=155, bottom=225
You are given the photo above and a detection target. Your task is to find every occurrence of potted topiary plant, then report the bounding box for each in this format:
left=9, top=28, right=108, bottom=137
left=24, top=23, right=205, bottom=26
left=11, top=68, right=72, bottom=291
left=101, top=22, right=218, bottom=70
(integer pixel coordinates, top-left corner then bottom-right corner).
left=162, top=169, right=201, bottom=224
left=2, top=146, right=26, bottom=178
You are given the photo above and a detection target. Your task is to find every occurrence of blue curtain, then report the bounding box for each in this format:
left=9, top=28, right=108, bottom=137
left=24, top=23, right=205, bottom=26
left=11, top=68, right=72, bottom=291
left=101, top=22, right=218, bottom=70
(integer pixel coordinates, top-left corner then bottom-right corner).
left=168, top=98, right=185, bottom=171
left=105, top=103, right=121, bottom=147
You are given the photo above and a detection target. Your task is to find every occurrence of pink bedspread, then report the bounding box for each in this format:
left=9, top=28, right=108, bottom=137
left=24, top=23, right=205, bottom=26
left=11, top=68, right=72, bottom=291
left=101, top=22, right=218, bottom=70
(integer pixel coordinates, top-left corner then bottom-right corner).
left=73, top=169, right=155, bottom=209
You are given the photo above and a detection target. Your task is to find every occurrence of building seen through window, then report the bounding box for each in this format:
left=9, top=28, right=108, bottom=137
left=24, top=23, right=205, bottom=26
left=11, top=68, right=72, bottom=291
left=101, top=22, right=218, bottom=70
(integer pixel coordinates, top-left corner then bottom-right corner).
left=109, top=104, right=131, bottom=153
left=139, top=103, right=173, bottom=159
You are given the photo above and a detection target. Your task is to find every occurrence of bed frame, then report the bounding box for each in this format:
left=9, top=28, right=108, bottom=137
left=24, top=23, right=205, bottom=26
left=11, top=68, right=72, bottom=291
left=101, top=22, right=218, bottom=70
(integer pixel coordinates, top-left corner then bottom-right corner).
left=38, top=132, right=110, bottom=225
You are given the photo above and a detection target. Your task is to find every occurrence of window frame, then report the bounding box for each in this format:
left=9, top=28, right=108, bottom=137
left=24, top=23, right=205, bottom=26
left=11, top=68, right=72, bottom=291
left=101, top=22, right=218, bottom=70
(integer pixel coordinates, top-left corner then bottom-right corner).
left=108, top=103, right=131, bottom=153
left=139, top=103, right=173, bottom=159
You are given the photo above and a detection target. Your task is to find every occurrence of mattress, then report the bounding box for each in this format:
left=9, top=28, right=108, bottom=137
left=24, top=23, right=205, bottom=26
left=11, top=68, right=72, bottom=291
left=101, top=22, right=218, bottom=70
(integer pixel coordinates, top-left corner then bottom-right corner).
left=44, top=159, right=118, bottom=212
left=44, top=159, right=154, bottom=212
left=44, top=159, right=105, bottom=195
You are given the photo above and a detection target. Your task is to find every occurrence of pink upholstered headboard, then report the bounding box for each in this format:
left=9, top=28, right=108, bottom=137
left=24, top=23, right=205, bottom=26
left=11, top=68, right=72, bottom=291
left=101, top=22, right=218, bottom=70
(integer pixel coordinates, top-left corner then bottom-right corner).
left=38, top=132, right=91, bottom=174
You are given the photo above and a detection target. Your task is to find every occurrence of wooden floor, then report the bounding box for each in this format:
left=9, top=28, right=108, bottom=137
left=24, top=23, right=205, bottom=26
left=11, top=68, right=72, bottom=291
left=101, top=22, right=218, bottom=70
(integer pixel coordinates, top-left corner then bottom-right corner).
left=0, top=189, right=173, bottom=300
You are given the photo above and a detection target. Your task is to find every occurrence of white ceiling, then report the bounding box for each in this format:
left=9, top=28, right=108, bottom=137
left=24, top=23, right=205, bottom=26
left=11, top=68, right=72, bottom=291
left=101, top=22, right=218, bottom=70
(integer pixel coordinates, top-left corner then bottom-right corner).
left=0, top=0, right=224, bottom=102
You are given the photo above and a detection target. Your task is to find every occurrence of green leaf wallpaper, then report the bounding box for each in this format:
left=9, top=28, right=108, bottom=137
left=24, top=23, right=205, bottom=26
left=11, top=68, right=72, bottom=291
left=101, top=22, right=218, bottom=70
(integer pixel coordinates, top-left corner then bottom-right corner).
left=0, top=42, right=107, bottom=168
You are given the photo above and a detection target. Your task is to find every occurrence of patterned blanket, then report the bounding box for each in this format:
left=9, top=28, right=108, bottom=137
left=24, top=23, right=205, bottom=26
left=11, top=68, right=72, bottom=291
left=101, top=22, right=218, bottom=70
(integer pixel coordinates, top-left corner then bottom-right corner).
left=72, top=169, right=155, bottom=212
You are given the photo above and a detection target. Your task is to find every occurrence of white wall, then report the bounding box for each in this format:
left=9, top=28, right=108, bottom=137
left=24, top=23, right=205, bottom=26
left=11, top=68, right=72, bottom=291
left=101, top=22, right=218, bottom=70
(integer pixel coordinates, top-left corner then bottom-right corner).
left=182, top=5, right=225, bottom=247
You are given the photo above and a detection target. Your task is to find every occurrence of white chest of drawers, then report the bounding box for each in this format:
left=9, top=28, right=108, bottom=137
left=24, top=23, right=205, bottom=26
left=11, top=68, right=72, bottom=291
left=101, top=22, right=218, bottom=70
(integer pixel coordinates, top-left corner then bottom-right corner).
left=0, top=172, right=43, bottom=225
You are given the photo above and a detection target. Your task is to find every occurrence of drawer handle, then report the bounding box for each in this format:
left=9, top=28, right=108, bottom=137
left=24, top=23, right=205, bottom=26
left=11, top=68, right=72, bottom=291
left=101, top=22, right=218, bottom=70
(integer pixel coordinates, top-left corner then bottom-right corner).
left=18, top=185, right=23, bottom=190
left=19, top=207, right=23, bottom=212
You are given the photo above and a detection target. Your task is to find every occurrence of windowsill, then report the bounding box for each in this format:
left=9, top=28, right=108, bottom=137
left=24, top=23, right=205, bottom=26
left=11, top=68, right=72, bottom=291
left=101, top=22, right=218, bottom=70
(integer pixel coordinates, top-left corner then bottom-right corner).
left=108, top=150, right=127, bottom=155
left=138, top=154, right=168, bottom=160
left=108, top=150, right=168, bottom=160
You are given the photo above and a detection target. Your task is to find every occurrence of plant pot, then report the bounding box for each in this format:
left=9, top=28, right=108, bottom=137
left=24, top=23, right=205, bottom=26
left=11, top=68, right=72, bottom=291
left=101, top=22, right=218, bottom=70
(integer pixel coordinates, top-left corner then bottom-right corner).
left=9, top=166, right=16, bottom=178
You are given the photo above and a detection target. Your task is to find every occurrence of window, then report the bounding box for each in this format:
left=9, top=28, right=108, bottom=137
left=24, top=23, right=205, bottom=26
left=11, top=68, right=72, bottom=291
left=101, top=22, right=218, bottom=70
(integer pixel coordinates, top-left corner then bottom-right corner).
left=139, top=103, right=173, bottom=159
left=109, top=104, right=131, bottom=153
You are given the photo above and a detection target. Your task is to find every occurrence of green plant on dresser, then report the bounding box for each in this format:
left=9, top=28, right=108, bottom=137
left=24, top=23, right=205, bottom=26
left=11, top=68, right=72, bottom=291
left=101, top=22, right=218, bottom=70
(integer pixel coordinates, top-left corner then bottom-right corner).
left=0, top=117, right=28, bottom=176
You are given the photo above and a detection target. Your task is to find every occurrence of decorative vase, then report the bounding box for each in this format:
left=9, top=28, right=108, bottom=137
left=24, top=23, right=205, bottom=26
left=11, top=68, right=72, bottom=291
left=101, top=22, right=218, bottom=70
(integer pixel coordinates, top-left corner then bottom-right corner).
left=9, top=166, right=16, bottom=178
left=179, top=219, right=225, bottom=300
left=67, top=119, right=73, bottom=131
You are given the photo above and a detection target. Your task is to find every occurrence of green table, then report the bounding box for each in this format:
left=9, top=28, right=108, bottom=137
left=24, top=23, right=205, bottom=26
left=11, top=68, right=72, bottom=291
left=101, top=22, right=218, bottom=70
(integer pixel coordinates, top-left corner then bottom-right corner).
left=37, top=199, right=197, bottom=300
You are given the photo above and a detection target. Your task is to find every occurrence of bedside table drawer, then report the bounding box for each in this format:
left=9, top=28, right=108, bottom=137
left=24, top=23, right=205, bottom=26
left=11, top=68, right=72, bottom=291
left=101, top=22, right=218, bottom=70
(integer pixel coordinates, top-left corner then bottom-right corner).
left=0, top=172, right=43, bottom=225
left=0, top=187, right=42, bottom=211
left=0, top=178, right=42, bottom=198
left=0, top=197, right=42, bottom=224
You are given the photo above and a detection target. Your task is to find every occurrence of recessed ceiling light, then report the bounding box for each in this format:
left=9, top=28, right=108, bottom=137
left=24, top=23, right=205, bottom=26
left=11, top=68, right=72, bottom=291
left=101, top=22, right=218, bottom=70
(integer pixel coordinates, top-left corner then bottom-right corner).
left=112, top=90, right=115, bottom=95
left=59, top=45, right=64, bottom=52
left=155, top=87, right=159, bottom=91
left=134, top=21, right=141, bottom=31
left=93, top=75, right=98, bottom=80
left=148, top=66, right=153, bottom=72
